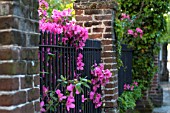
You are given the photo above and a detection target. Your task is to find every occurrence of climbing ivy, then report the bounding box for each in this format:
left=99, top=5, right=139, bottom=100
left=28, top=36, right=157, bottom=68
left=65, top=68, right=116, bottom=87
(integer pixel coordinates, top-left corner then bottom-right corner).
left=115, top=0, right=170, bottom=89
left=115, top=0, right=170, bottom=111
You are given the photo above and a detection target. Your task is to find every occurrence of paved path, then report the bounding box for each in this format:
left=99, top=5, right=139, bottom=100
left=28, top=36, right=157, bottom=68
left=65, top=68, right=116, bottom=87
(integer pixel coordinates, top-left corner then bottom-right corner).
left=153, top=82, right=170, bottom=113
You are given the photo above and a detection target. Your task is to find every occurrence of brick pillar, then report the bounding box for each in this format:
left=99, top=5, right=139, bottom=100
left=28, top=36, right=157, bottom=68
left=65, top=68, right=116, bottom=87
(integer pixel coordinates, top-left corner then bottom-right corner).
left=0, top=0, right=40, bottom=113
left=136, top=55, right=163, bottom=112
left=149, top=55, right=163, bottom=107
left=74, top=1, right=118, bottom=112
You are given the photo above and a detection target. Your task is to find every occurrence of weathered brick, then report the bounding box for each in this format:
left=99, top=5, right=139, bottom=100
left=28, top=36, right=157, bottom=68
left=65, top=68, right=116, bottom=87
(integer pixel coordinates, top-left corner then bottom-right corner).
left=20, top=102, right=34, bottom=113
left=93, top=28, right=104, bottom=32
left=27, top=61, right=39, bottom=74
left=76, top=16, right=92, bottom=21
left=85, top=9, right=102, bottom=15
left=0, top=31, right=26, bottom=46
left=0, top=61, right=27, bottom=75
left=0, top=17, right=18, bottom=29
left=34, top=75, right=40, bottom=87
left=104, top=102, right=117, bottom=108
left=0, top=78, right=19, bottom=91
left=27, top=88, right=40, bottom=102
left=88, top=34, right=102, bottom=39
left=94, top=15, right=112, bottom=20
left=21, top=76, right=33, bottom=89
left=101, top=40, right=113, bottom=45
left=103, top=21, right=112, bottom=26
left=0, top=108, right=21, bottom=113
left=0, top=46, right=20, bottom=60
left=105, top=28, right=112, bottom=32
left=34, top=101, right=40, bottom=112
left=103, top=46, right=113, bottom=51
left=104, top=95, right=118, bottom=101
left=88, top=28, right=91, bottom=33
left=101, top=52, right=115, bottom=57
left=104, top=90, right=115, bottom=94
left=0, top=91, right=26, bottom=106
left=29, top=33, right=40, bottom=46
left=105, top=82, right=117, bottom=88
left=103, top=9, right=112, bottom=14
left=75, top=10, right=84, bottom=15
left=103, top=34, right=112, bottom=38
left=84, top=21, right=102, bottom=27
left=21, top=47, right=38, bottom=60
left=76, top=22, right=83, bottom=26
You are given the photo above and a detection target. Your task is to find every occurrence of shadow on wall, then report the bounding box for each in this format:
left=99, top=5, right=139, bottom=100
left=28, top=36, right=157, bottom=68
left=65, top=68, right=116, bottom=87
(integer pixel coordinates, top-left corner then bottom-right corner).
left=167, top=44, right=170, bottom=82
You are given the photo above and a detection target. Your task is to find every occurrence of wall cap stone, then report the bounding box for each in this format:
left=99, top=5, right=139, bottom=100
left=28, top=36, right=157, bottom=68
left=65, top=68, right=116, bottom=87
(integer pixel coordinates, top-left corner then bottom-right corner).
left=74, top=1, right=118, bottom=10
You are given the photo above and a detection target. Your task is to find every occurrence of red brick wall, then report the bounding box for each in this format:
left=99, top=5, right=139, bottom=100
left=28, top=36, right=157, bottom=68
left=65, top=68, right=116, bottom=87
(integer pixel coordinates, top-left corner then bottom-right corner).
left=0, top=0, right=40, bottom=112
left=149, top=55, right=163, bottom=107
left=74, top=0, right=119, bottom=112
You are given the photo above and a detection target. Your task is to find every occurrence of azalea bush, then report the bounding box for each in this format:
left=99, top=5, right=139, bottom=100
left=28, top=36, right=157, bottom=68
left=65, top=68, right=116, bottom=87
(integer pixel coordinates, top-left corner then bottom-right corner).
left=118, top=82, right=143, bottom=113
left=39, top=0, right=112, bottom=112
left=115, top=0, right=170, bottom=112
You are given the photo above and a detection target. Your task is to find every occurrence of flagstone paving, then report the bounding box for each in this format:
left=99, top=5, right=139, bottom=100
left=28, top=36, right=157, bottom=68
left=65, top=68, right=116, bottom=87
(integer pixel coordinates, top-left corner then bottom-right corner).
left=153, top=82, right=170, bottom=113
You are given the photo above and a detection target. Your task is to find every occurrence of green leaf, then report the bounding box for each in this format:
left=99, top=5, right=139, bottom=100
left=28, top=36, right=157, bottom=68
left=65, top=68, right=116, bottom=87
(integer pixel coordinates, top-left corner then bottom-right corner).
left=60, top=75, right=66, bottom=81
left=81, top=82, right=90, bottom=89
left=75, top=83, right=82, bottom=93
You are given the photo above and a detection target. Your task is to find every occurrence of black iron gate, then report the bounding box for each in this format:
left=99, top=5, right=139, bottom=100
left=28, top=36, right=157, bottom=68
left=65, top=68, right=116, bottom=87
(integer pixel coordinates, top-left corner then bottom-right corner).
left=118, top=44, right=133, bottom=95
left=39, top=31, right=102, bottom=113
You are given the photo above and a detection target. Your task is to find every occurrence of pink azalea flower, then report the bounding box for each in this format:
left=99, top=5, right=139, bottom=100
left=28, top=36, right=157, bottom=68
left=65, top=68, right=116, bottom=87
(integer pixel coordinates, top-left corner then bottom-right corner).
left=77, top=53, right=83, bottom=61
left=99, top=63, right=104, bottom=70
left=90, top=91, right=95, bottom=100
left=126, top=84, right=131, bottom=90
left=133, top=81, right=138, bottom=86
left=77, top=61, right=84, bottom=70
left=56, top=89, right=67, bottom=102
left=43, top=86, right=48, bottom=97
left=67, top=84, right=74, bottom=92
left=94, top=93, right=101, bottom=103
left=104, top=69, right=112, bottom=78
left=76, top=89, right=80, bottom=94
left=93, top=84, right=100, bottom=92
left=94, top=67, right=102, bottom=76
left=130, top=86, right=134, bottom=91
left=40, top=101, right=46, bottom=113
left=124, top=84, right=127, bottom=90
left=140, top=33, right=143, bottom=38
left=95, top=101, right=102, bottom=108
left=121, top=13, right=130, bottom=20
left=91, top=79, right=97, bottom=85
left=127, top=29, right=134, bottom=35
left=136, top=28, right=143, bottom=34
left=133, top=32, right=138, bottom=38
left=82, top=95, right=87, bottom=103
left=66, top=95, right=75, bottom=111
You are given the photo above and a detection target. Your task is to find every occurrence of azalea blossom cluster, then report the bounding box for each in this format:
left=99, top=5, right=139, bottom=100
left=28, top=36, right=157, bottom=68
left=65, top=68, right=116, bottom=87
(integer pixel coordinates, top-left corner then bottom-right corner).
left=90, top=63, right=112, bottom=108
left=120, top=13, right=144, bottom=38
left=121, top=13, right=130, bottom=20
left=127, top=28, right=143, bottom=38
left=41, top=83, right=87, bottom=112
left=77, top=53, right=84, bottom=70
left=39, top=0, right=88, bottom=50
left=123, top=81, right=138, bottom=91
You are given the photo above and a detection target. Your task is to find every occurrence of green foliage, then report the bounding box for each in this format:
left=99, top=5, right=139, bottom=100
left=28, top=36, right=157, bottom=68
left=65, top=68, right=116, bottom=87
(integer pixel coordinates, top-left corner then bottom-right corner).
left=115, top=0, right=170, bottom=112
left=118, top=85, right=143, bottom=113
left=115, top=0, right=170, bottom=89
left=160, top=14, right=170, bottom=43
left=46, top=0, right=75, bottom=15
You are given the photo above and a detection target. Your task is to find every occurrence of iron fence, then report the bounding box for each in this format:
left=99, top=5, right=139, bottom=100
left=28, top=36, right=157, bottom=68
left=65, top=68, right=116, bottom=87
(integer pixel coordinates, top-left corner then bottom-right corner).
left=39, top=31, right=102, bottom=113
left=118, top=44, right=133, bottom=95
